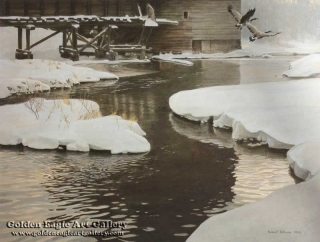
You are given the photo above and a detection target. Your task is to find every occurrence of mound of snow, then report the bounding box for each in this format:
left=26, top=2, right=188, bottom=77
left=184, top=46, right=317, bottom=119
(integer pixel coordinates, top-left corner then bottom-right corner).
left=284, top=54, right=320, bottom=78
left=187, top=174, right=320, bottom=242
left=169, top=79, right=320, bottom=149
left=0, top=98, right=150, bottom=154
left=0, top=59, right=119, bottom=98
left=287, top=141, right=320, bottom=181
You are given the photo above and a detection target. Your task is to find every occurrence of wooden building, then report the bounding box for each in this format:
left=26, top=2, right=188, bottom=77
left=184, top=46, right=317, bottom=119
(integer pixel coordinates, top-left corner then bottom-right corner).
left=0, top=0, right=241, bottom=60
left=148, top=0, right=241, bottom=53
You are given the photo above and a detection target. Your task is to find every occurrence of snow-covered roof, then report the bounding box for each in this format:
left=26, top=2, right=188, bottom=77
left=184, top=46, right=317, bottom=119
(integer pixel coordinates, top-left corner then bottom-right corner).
left=0, top=15, right=178, bottom=28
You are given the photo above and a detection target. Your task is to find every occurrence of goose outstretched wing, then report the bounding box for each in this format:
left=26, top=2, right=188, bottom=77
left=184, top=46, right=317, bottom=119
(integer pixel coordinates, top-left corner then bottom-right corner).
left=261, top=31, right=281, bottom=37
left=240, top=8, right=255, bottom=24
left=228, top=5, right=242, bottom=22
left=246, top=23, right=281, bottom=38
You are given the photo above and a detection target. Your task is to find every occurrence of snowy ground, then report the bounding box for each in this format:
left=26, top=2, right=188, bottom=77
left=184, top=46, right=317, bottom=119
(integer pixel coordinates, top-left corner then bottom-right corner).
left=0, top=59, right=118, bottom=99
left=0, top=98, right=150, bottom=154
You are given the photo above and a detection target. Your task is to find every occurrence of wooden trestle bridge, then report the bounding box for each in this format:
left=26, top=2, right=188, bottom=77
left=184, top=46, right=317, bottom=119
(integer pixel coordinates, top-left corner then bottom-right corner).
left=0, top=0, right=177, bottom=61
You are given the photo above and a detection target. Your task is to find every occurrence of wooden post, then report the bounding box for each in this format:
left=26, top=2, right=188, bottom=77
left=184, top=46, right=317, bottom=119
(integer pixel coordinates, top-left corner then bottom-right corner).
left=18, top=28, right=23, bottom=49
left=71, top=26, right=79, bottom=61
left=26, top=29, right=31, bottom=50
left=55, top=0, right=59, bottom=15
left=107, top=26, right=112, bottom=52
left=138, top=26, right=145, bottom=45
left=72, top=28, right=78, bottom=50
left=63, top=30, right=67, bottom=48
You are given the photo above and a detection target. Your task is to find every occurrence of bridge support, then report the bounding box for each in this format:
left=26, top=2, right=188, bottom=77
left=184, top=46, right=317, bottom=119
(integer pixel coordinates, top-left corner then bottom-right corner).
left=15, top=26, right=34, bottom=59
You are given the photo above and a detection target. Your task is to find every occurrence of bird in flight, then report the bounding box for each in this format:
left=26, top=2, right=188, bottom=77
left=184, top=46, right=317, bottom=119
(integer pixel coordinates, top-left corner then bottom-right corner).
left=228, top=5, right=257, bottom=30
left=246, top=23, right=281, bottom=42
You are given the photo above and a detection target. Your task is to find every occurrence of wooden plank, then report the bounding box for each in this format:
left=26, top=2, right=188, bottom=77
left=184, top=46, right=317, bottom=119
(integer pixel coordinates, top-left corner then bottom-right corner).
left=70, top=0, right=76, bottom=15
left=28, top=0, right=40, bottom=16
left=116, top=0, right=120, bottom=16
left=40, top=0, right=44, bottom=16
left=10, top=0, right=24, bottom=16
left=24, top=0, right=28, bottom=16
left=55, top=0, right=59, bottom=15
left=87, top=0, right=92, bottom=15
left=0, top=0, right=5, bottom=16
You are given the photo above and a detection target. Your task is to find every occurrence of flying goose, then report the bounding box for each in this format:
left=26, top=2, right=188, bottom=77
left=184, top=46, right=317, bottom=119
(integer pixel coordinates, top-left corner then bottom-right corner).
left=246, top=23, right=281, bottom=42
left=228, top=5, right=257, bottom=30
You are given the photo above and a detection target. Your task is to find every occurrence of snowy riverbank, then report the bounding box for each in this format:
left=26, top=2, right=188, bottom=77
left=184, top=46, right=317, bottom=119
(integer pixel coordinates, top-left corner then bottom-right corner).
left=0, top=98, right=150, bottom=154
left=0, top=59, right=118, bottom=99
left=169, top=54, right=320, bottom=242
left=284, top=54, right=320, bottom=78
left=187, top=141, right=320, bottom=242
left=170, top=79, right=320, bottom=149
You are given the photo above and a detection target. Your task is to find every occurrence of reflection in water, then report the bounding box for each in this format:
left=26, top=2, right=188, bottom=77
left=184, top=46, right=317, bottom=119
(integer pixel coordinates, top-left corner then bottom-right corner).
left=0, top=59, right=297, bottom=241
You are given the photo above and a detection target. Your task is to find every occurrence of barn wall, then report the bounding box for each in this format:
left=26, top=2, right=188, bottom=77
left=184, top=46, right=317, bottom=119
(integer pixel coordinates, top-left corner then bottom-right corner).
left=0, top=0, right=136, bottom=17
left=149, top=0, right=241, bottom=53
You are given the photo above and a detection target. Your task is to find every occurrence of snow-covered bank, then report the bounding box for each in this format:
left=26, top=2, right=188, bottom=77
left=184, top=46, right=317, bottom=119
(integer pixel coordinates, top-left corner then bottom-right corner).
left=0, top=98, right=150, bottom=154
left=188, top=141, right=320, bottom=242
left=287, top=141, right=320, bottom=181
left=169, top=79, right=320, bottom=149
left=187, top=173, right=320, bottom=242
left=0, top=59, right=119, bottom=99
left=284, top=54, right=320, bottom=78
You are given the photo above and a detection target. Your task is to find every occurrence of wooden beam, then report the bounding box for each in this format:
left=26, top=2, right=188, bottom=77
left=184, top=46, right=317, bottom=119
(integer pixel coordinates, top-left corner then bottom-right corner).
left=138, top=26, right=145, bottom=45
left=28, top=31, right=61, bottom=50
left=78, top=27, right=108, bottom=53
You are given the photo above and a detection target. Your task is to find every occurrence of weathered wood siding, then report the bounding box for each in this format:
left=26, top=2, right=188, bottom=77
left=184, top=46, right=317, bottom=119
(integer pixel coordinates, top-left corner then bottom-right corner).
left=0, top=0, right=135, bottom=17
left=149, top=0, right=241, bottom=53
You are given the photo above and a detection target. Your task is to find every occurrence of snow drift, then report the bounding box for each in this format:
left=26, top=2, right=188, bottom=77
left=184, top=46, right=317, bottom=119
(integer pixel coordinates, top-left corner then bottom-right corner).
left=287, top=141, right=320, bottom=181
left=0, top=98, right=150, bottom=154
left=0, top=59, right=119, bottom=99
left=169, top=79, right=320, bottom=149
left=284, top=54, right=320, bottom=78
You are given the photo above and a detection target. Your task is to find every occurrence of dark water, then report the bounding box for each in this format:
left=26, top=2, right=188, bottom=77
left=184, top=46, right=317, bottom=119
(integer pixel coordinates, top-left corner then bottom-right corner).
left=0, top=59, right=297, bottom=242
